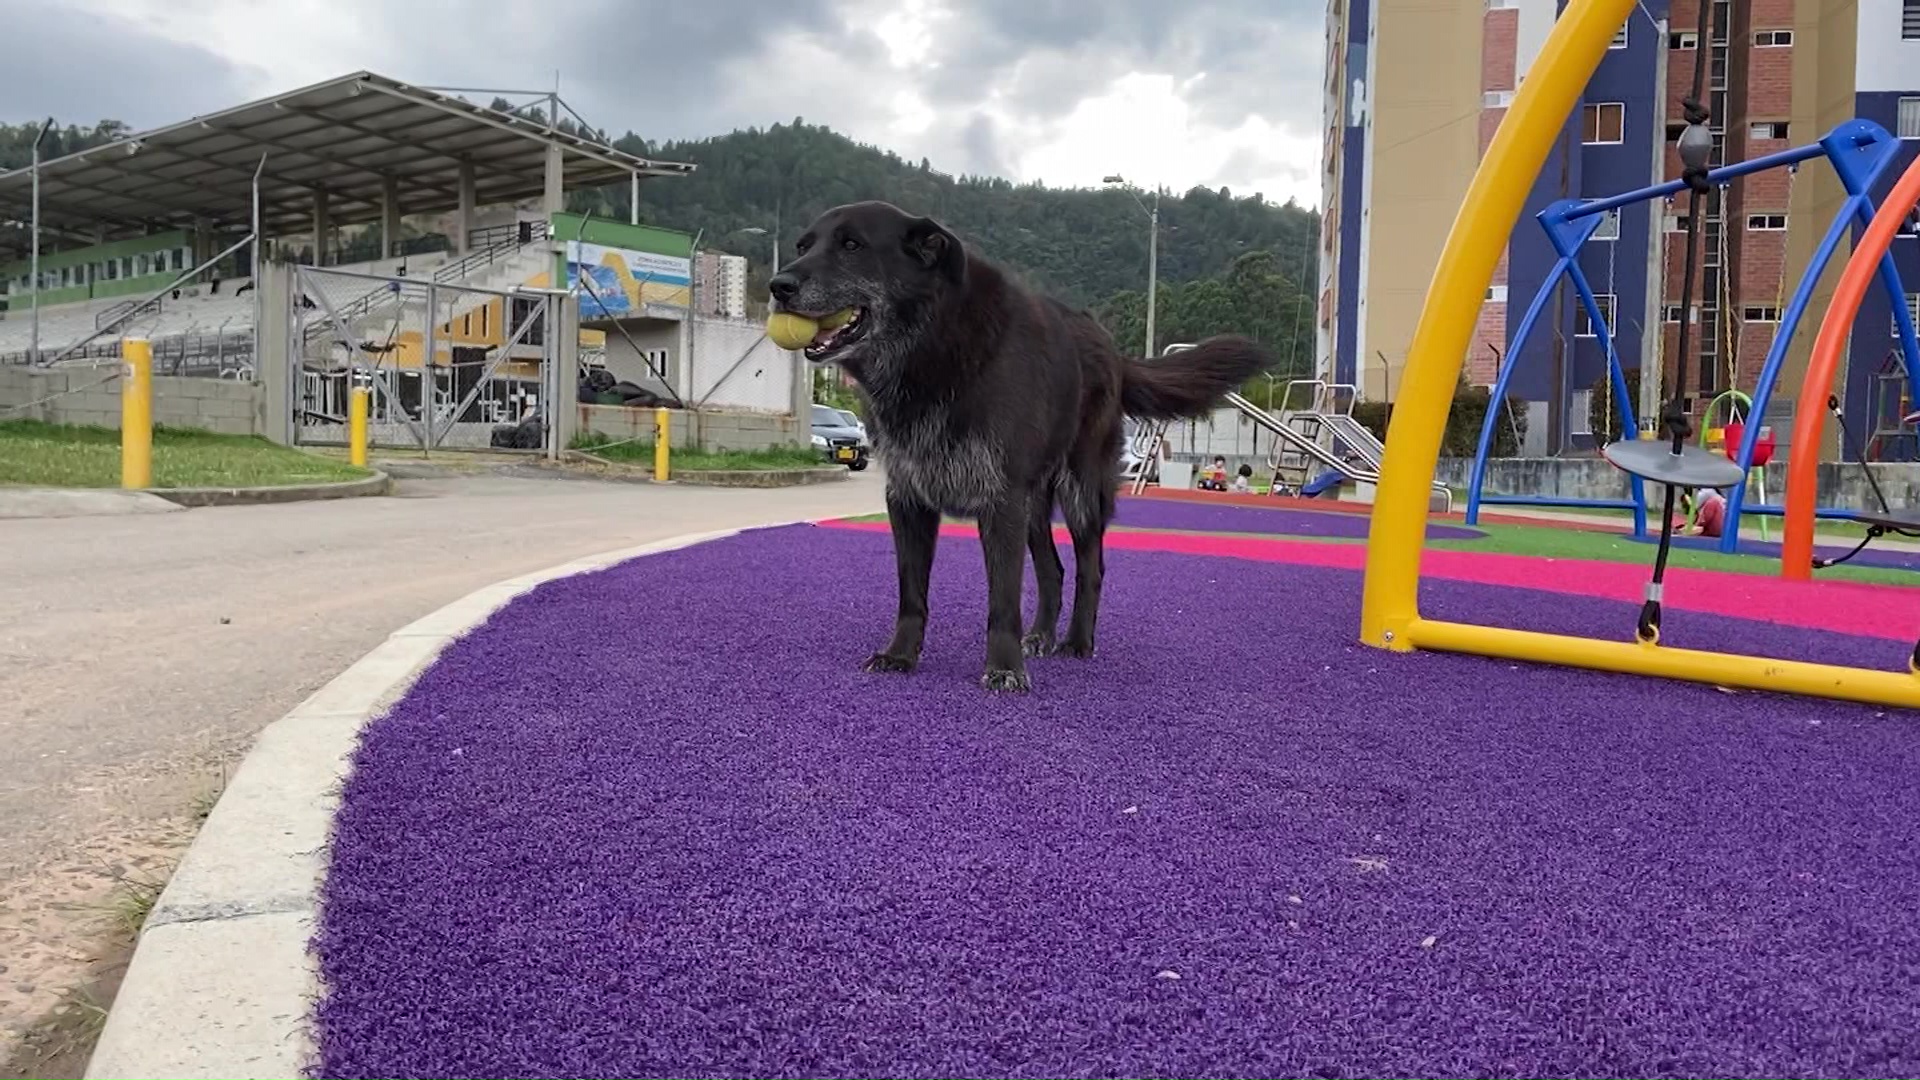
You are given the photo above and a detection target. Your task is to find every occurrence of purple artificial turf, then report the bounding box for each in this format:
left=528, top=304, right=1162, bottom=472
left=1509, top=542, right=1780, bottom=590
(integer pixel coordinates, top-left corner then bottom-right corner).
left=1094, top=497, right=1486, bottom=541
left=314, top=523, right=1920, bottom=1079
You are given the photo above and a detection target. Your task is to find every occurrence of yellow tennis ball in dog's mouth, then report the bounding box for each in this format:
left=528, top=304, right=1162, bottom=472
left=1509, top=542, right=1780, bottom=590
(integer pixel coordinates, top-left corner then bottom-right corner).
left=767, top=312, right=820, bottom=351
left=768, top=309, right=859, bottom=351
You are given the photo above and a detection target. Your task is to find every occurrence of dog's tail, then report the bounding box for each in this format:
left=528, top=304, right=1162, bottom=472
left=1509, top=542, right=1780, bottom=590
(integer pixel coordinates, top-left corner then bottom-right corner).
left=1119, top=335, right=1275, bottom=420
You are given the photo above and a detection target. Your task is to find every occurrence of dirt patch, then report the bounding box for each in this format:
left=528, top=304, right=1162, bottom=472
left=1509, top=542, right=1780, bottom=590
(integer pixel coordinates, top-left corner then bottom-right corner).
left=0, top=806, right=207, bottom=1077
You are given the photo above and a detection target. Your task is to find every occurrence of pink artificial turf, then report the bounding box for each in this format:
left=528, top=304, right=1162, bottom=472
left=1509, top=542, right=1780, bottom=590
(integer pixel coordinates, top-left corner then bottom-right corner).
left=818, top=519, right=1919, bottom=643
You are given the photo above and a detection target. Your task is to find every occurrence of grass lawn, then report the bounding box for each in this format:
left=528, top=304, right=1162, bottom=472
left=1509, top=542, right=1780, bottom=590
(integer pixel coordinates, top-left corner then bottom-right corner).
left=0, top=420, right=372, bottom=489
left=571, top=434, right=828, bottom=472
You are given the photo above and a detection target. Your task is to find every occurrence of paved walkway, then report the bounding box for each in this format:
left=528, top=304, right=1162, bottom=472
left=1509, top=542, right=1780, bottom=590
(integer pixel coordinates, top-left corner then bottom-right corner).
left=0, top=468, right=883, bottom=1057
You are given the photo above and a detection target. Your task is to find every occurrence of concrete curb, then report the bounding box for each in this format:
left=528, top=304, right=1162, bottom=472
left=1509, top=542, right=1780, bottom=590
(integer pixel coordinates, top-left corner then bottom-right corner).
left=83, top=523, right=791, bottom=1080
left=0, top=487, right=187, bottom=520
left=148, top=470, right=391, bottom=508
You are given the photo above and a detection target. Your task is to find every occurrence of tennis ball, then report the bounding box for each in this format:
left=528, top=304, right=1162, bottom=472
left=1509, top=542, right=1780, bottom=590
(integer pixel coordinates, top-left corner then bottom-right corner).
left=820, top=308, right=855, bottom=330
left=767, top=312, right=820, bottom=350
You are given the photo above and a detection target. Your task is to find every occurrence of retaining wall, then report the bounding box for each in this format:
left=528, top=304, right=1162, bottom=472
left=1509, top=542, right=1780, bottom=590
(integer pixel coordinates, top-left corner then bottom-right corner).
left=0, top=366, right=263, bottom=436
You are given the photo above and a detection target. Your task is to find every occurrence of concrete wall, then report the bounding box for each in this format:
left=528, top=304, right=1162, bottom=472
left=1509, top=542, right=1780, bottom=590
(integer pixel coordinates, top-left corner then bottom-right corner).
left=576, top=403, right=802, bottom=453
left=1357, top=0, right=1485, bottom=400
left=0, top=366, right=263, bottom=435
left=1438, top=454, right=1920, bottom=513
left=595, top=315, right=796, bottom=416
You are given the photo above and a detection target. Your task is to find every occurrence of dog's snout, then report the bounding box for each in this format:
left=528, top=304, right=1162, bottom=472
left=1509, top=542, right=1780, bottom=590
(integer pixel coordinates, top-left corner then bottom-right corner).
left=768, top=272, right=800, bottom=303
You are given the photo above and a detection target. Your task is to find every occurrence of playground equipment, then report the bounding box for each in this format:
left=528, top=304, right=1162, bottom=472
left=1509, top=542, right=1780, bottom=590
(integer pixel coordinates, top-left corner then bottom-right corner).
left=1781, top=151, right=1920, bottom=581
left=1131, top=345, right=1452, bottom=509
left=1359, top=0, right=1920, bottom=708
left=1702, top=389, right=1775, bottom=540
left=1462, top=119, right=1920, bottom=544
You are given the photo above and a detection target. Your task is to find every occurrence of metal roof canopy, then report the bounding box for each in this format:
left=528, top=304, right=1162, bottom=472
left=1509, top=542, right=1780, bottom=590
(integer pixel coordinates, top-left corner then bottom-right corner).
left=0, top=71, right=694, bottom=255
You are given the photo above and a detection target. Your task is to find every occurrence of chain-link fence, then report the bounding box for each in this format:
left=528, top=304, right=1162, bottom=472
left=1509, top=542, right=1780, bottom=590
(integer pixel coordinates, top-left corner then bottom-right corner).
left=293, top=265, right=556, bottom=452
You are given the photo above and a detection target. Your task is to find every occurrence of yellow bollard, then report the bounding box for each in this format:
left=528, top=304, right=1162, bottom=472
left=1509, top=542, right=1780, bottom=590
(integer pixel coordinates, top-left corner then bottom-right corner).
left=654, top=407, right=671, bottom=482
left=121, top=338, right=153, bottom=489
left=348, top=383, right=370, bottom=468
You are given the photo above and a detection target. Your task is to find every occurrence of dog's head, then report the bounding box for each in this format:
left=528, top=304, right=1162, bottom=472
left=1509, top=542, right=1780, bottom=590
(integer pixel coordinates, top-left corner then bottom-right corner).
left=767, top=201, right=966, bottom=368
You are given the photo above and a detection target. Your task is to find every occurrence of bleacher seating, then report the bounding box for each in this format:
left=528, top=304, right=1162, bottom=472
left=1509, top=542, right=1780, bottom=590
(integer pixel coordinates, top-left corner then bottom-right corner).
left=0, top=243, right=543, bottom=365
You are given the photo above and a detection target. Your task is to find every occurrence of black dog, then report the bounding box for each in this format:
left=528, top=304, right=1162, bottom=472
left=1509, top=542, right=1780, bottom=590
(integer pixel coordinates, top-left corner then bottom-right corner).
left=770, top=201, right=1272, bottom=691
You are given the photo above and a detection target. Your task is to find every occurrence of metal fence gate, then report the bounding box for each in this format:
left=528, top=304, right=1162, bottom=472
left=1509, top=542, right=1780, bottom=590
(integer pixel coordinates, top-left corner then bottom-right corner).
left=290, top=265, right=561, bottom=453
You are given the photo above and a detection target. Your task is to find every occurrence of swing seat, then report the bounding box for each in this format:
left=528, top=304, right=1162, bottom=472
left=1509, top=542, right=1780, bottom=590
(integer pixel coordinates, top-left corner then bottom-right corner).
left=1722, top=421, right=1778, bottom=467
left=1604, top=438, right=1747, bottom=488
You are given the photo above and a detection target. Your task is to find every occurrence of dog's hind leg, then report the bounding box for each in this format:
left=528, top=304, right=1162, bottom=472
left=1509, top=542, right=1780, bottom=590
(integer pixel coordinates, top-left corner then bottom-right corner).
left=1056, top=469, right=1114, bottom=659
left=1022, top=483, right=1064, bottom=657
left=863, top=491, right=939, bottom=675
left=978, top=495, right=1034, bottom=692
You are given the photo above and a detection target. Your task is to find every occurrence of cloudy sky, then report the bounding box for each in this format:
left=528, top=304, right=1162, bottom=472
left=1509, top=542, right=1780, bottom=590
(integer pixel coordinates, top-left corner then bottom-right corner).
left=2, top=0, right=1325, bottom=206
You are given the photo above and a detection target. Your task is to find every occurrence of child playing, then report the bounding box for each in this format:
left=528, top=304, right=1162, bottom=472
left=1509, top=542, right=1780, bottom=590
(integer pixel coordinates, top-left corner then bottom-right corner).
left=1693, top=486, right=1727, bottom=537
left=1198, top=455, right=1230, bottom=491
left=1231, top=463, right=1253, bottom=493
left=1681, top=486, right=1727, bottom=538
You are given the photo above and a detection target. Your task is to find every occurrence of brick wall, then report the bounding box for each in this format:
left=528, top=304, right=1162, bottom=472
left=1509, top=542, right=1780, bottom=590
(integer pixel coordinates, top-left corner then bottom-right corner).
left=1482, top=9, right=1518, bottom=92
left=1472, top=6, right=1518, bottom=388
left=0, top=367, right=262, bottom=435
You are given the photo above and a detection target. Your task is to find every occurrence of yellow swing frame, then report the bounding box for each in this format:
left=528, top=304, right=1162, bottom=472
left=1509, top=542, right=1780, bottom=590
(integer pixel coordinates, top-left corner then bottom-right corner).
left=1357, top=0, right=1920, bottom=709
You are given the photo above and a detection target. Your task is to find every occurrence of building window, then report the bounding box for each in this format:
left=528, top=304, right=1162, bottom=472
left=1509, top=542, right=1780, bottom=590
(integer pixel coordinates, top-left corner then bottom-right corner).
left=1743, top=306, right=1782, bottom=321
left=1483, top=90, right=1514, bottom=108
left=1899, top=97, right=1920, bottom=139
left=1582, top=102, right=1626, bottom=144
left=1610, top=22, right=1629, bottom=48
left=1667, top=213, right=1691, bottom=232
left=1486, top=0, right=1518, bottom=8
left=1576, top=294, right=1617, bottom=337
left=1747, top=213, right=1788, bottom=230
left=1669, top=31, right=1699, bottom=49
left=1753, top=29, right=1793, bottom=46
left=1750, top=121, right=1789, bottom=140
left=1905, top=0, right=1920, bottom=39
left=1486, top=284, right=1509, bottom=302
left=1663, top=304, right=1687, bottom=322
left=1591, top=208, right=1621, bottom=240
left=1897, top=294, right=1920, bottom=336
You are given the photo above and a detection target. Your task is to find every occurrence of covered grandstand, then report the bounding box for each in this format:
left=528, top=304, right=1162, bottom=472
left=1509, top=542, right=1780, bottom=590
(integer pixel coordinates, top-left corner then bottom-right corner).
left=0, top=70, right=695, bottom=368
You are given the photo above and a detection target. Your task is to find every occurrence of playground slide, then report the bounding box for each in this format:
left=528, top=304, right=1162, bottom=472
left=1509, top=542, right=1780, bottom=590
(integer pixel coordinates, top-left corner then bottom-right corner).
left=1220, top=393, right=1454, bottom=511
left=1321, top=413, right=1387, bottom=472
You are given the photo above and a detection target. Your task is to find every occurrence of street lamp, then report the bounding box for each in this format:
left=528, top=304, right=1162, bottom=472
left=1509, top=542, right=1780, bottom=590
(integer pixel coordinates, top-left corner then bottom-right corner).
left=738, top=225, right=778, bottom=275
left=1104, top=174, right=1159, bottom=358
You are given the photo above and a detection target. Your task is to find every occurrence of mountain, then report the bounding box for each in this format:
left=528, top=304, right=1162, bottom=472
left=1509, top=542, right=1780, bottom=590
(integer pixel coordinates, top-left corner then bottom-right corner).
left=581, top=120, right=1320, bottom=375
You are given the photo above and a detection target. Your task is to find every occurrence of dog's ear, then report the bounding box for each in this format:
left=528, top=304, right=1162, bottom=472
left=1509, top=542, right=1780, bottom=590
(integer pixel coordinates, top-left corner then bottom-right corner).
left=903, top=216, right=965, bottom=283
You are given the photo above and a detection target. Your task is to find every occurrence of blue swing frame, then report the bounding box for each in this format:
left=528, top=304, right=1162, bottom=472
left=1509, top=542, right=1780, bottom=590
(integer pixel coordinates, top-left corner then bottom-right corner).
left=1462, top=119, right=1920, bottom=543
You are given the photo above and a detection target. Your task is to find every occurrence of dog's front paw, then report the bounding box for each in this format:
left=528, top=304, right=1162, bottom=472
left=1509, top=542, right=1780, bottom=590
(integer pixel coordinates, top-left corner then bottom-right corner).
left=1051, top=638, right=1096, bottom=659
left=861, top=652, right=917, bottom=675
left=1020, top=631, right=1057, bottom=658
left=981, top=667, right=1033, bottom=693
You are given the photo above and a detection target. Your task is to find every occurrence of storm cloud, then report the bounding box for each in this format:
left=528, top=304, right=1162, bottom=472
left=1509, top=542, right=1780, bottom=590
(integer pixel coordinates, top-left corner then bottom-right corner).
left=7, top=0, right=1324, bottom=205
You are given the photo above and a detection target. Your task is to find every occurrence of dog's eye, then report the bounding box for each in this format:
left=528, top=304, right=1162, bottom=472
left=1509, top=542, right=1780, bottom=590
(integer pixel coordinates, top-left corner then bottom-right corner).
left=841, top=238, right=861, bottom=251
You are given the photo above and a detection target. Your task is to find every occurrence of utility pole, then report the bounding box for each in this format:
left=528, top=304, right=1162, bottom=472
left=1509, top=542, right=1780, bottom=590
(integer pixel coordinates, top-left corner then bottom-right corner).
left=1145, top=188, right=1159, bottom=359
left=1105, top=175, right=1160, bottom=357
left=29, top=117, right=52, bottom=366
